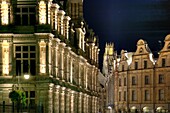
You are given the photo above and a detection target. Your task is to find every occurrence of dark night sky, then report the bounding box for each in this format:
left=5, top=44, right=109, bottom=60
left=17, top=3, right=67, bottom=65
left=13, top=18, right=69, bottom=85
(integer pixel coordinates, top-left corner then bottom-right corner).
left=83, top=0, right=170, bottom=68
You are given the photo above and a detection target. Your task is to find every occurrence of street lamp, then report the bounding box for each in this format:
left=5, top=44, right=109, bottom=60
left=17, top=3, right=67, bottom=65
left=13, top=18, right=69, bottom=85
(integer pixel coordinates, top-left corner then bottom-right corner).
left=24, top=73, right=30, bottom=80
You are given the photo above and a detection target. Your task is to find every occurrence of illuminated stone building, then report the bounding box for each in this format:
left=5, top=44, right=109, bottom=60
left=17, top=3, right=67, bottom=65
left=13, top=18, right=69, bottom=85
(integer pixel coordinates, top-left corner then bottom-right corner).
left=103, top=35, right=170, bottom=113
left=0, top=0, right=101, bottom=112
left=102, top=43, right=116, bottom=113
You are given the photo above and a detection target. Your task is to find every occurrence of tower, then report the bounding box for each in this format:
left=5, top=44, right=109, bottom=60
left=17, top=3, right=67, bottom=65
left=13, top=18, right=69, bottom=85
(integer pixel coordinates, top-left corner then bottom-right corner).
left=102, top=42, right=116, bottom=113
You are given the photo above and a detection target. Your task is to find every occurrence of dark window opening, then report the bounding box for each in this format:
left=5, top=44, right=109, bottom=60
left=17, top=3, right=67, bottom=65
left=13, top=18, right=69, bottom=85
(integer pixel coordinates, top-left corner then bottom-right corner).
left=135, top=62, right=138, bottom=70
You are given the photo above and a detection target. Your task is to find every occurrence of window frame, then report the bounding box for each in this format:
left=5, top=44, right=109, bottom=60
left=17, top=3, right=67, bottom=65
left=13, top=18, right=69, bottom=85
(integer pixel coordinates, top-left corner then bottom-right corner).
left=15, top=45, right=36, bottom=76
left=145, top=75, right=149, bottom=85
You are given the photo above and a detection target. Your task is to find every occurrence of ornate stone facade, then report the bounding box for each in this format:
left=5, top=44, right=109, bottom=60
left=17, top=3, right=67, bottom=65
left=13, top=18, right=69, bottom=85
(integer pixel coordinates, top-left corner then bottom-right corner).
left=103, top=35, right=170, bottom=113
left=0, top=0, right=101, bottom=112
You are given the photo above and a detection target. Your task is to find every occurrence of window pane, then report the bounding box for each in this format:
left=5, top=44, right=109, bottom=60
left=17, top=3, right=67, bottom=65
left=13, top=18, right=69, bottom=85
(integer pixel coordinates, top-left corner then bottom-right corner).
left=30, top=53, right=36, bottom=58
left=23, top=60, right=28, bottom=73
left=23, top=53, right=28, bottom=58
left=30, top=14, right=35, bottom=25
left=22, top=8, right=28, bottom=12
left=23, top=46, right=28, bottom=51
left=16, top=60, right=21, bottom=76
left=30, top=60, right=36, bottom=75
left=16, top=8, right=20, bottom=12
left=29, top=7, right=35, bottom=12
left=16, top=53, right=21, bottom=58
left=16, top=46, right=21, bottom=51
left=30, top=46, right=35, bottom=51
left=30, top=91, right=35, bottom=98
left=22, top=14, right=28, bottom=25
left=15, top=15, right=21, bottom=25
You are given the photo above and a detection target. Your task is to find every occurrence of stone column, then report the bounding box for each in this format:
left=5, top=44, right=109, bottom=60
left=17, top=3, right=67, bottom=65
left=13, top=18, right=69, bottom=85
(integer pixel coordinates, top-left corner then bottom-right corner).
left=60, top=87, right=66, bottom=113
left=65, top=89, right=70, bottom=113
left=47, top=84, right=54, bottom=113
left=70, top=90, right=75, bottom=113
left=78, top=92, right=82, bottom=113
left=54, top=85, right=60, bottom=113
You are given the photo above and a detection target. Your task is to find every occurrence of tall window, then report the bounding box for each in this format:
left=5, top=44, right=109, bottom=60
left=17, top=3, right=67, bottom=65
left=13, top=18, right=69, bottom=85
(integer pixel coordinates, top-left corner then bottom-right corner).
left=15, top=45, right=36, bottom=76
left=145, top=75, right=149, bottom=85
left=159, top=89, right=164, bottom=101
left=132, top=76, right=136, bottom=85
left=25, top=91, right=35, bottom=108
left=144, top=60, right=147, bottom=69
left=159, top=74, right=164, bottom=84
left=144, top=90, right=150, bottom=101
left=124, top=77, right=126, bottom=86
left=119, top=92, right=121, bottom=101
left=135, top=61, right=138, bottom=70
left=124, top=91, right=126, bottom=101
left=119, top=78, right=121, bottom=86
left=132, top=90, right=136, bottom=101
left=15, top=0, right=36, bottom=25
left=162, top=58, right=166, bottom=67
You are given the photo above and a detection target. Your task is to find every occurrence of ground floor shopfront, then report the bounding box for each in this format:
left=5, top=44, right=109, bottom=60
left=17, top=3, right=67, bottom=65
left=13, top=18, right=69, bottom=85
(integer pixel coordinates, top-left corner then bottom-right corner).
left=115, top=104, right=169, bottom=113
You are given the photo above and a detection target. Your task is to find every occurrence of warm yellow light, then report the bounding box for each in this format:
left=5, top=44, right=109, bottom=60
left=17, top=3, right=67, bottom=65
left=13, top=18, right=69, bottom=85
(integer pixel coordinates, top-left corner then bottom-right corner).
left=2, top=40, right=9, bottom=75
left=39, top=1, right=46, bottom=24
left=24, top=74, right=30, bottom=79
left=39, top=41, right=46, bottom=74
left=1, top=1, right=8, bottom=25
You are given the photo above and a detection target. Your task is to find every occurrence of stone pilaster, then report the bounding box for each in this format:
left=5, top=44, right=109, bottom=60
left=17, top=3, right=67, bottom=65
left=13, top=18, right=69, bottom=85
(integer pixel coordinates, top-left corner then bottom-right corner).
left=60, top=87, right=66, bottom=113
left=54, top=41, right=59, bottom=78
left=60, top=47, right=64, bottom=79
left=63, top=16, right=71, bottom=39
left=50, top=4, right=59, bottom=30
left=47, top=84, right=54, bottom=113
left=91, top=96, right=94, bottom=113
left=78, top=62, right=81, bottom=86
left=70, top=90, right=75, bottom=113
left=83, top=94, right=87, bottom=113
left=65, top=88, right=71, bottom=113
left=57, top=10, right=65, bottom=35
left=54, top=85, right=60, bottom=113
left=78, top=92, right=82, bottom=113
left=74, top=91, right=78, bottom=113
left=69, top=58, right=74, bottom=83
left=65, top=48, right=71, bottom=82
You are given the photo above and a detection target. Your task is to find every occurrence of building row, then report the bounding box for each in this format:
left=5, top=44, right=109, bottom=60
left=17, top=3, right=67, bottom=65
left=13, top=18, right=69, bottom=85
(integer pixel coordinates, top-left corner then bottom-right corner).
left=0, top=0, right=101, bottom=112
left=103, top=35, right=170, bottom=113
